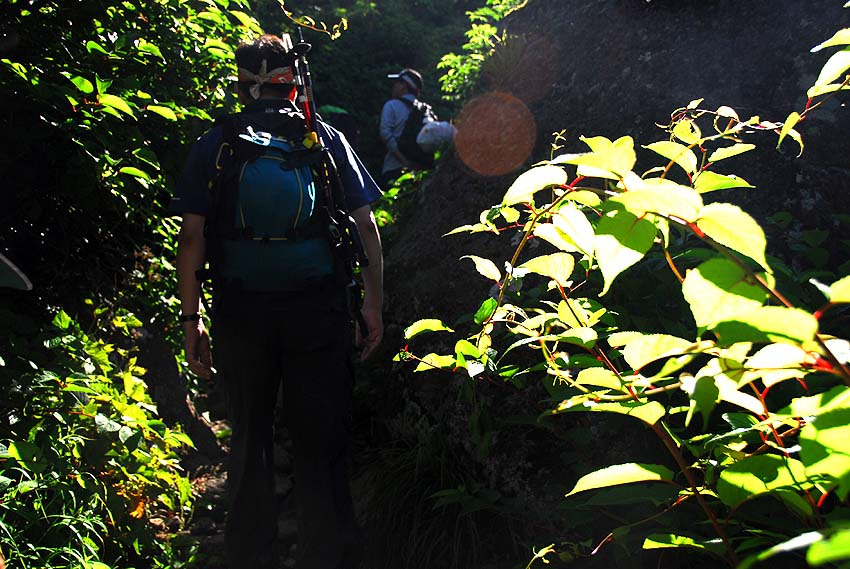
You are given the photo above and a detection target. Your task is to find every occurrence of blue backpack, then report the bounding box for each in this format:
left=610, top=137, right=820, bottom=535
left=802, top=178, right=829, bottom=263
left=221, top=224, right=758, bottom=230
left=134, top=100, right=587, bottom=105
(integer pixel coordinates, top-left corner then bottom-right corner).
left=205, top=109, right=337, bottom=293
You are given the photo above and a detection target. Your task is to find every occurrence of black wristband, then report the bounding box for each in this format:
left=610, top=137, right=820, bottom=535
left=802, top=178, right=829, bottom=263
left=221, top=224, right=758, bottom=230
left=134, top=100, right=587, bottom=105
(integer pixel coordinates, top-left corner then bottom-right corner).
left=179, top=313, right=201, bottom=323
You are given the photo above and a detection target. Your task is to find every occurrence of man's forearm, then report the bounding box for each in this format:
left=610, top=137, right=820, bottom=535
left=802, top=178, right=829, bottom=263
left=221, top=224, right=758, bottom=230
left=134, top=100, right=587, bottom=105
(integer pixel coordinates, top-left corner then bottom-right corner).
left=176, top=215, right=207, bottom=316
left=351, top=206, right=383, bottom=310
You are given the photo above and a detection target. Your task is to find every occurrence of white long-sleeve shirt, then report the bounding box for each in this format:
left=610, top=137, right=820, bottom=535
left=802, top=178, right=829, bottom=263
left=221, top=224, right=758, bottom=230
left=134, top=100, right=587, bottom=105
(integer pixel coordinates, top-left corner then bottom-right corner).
left=379, top=93, right=416, bottom=175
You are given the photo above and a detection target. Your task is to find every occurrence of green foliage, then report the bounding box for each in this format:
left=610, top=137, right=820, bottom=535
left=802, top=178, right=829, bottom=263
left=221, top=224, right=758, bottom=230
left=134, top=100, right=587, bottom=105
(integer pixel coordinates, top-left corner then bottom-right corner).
left=403, top=14, right=850, bottom=568
left=437, top=0, right=527, bottom=102
left=0, top=0, right=264, bottom=564
left=0, top=308, right=193, bottom=568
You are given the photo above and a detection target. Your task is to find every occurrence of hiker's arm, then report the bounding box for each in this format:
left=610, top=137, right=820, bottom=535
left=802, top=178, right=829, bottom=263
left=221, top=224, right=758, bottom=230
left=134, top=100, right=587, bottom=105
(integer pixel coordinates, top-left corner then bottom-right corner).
left=351, top=204, right=383, bottom=360
left=177, top=213, right=212, bottom=378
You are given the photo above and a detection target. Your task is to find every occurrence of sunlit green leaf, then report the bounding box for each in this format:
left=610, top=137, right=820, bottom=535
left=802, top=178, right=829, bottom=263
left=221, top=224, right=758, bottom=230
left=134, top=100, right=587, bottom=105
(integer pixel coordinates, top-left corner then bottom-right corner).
left=576, top=368, right=623, bottom=390
left=739, top=532, right=824, bottom=569
left=717, top=454, right=810, bottom=507
left=811, top=28, right=850, bottom=52
left=672, top=119, right=702, bottom=145
left=681, top=374, right=719, bottom=429
left=558, top=136, right=636, bottom=179
left=594, top=207, right=658, bottom=295
left=708, top=143, right=756, bottom=162
left=610, top=178, right=703, bottom=222
left=713, top=306, right=819, bottom=345
left=556, top=398, right=666, bottom=425
left=621, top=333, right=694, bottom=372
left=811, top=48, right=850, bottom=91
left=829, top=274, right=850, bottom=303
left=644, top=141, right=698, bottom=175
left=807, top=529, right=850, bottom=566
left=800, top=408, right=850, bottom=499
left=63, top=73, right=94, bottom=94
left=474, top=298, right=498, bottom=325
left=85, top=40, right=109, bottom=55
left=119, top=166, right=150, bottom=181
left=146, top=105, right=177, bottom=120
left=414, top=353, right=456, bottom=372
left=566, top=463, right=675, bottom=496
left=461, top=255, right=501, bottom=282
left=682, top=258, right=768, bottom=331
left=518, top=253, right=575, bottom=287
left=100, top=93, right=136, bottom=118
left=552, top=204, right=595, bottom=258
left=643, top=534, right=725, bottom=557
left=404, top=319, right=454, bottom=340
left=696, top=203, right=769, bottom=270
left=502, top=165, right=568, bottom=206
left=693, top=171, right=754, bottom=193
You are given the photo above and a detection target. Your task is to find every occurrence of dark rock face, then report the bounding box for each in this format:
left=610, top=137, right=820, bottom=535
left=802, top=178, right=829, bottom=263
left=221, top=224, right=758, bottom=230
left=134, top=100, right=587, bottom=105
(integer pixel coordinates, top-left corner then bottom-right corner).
left=385, top=0, right=850, bottom=334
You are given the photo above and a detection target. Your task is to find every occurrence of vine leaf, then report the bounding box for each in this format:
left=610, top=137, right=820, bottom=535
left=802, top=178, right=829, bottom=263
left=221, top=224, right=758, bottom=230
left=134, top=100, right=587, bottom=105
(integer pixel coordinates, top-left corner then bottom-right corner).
left=778, top=111, right=804, bottom=156
left=566, top=463, right=675, bottom=497
left=807, top=529, right=850, bottom=566
left=717, top=454, right=810, bottom=508
left=146, top=105, right=177, bottom=121
left=404, top=319, right=454, bottom=340
left=696, top=202, right=770, bottom=271
left=99, top=93, right=136, bottom=119
left=810, top=47, right=850, bottom=94
left=620, top=333, right=694, bottom=371
left=643, top=534, right=726, bottom=557
left=829, top=275, right=850, bottom=303
left=552, top=204, right=595, bottom=258
left=672, top=119, right=702, bottom=145
left=414, top=353, right=456, bottom=372
left=501, top=165, right=567, bottom=206
left=556, top=135, right=637, bottom=179
left=576, top=368, right=623, bottom=391
left=693, top=171, right=754, bottom=193
left=518, top=252, right=575, bottom=287
left=594, top=207, right=658, bottom=295
left=555, top=398, right=666, bottom=426
left=811, top=28, right=850, bottom=52
left=713, top=306, right=819, bottom=345
left=461, top=255, right=501, bottom=282
left=610, top=179, right=703, bottom=222
left=682, top=258, right=768, bottom=331
left=644, top=140, right=698, bottom=176
left=708, top=143, right=756, bottom=162
left=799, top=408, right=850, bottom=500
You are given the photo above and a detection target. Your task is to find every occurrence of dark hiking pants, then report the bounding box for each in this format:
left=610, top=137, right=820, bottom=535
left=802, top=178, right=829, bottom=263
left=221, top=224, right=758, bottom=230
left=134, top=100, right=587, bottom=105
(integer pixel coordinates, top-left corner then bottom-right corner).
left=212, top=284, right=361, bottom=569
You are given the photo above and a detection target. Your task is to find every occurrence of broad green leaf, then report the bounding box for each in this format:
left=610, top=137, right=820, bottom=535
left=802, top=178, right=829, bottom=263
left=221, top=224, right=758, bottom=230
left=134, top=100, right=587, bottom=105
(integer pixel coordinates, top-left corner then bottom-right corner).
left=502, top=165, right=568, bottom=206
left=566, top=463, right=674, bottom=497
left=829, top=274, right=850, bottom=303
left=811, top=48, right=850, bottom=91
left=146, top=105, right=177, bottom=120
left=557, top=298, right=606, bottom=328
left=119, top=166, right=151, bottom=181
left=474, top=298, right=498, bottom=325
left=681, top=374, right=719, bottom=429
left=557, top=398, right=666, bottom=425
left=708, top=143, right=756, bottom=162
left=99, top=94, right=136, bottom=118
left=696, top=203, right=769, bottom=270
left=576, top=368, right=622, bottom=390
left=85, top=40, right=109, bottom=55
left=621, top=333, right=694, bottom=372
left=779, top=386, right=850, bottom=418
left=230, top=10, right=263, bottom=33
left=811, top=28, right=850, bottom=52
left=717, top=454, right=809, bottom=507
left=594, top=207, right=658, bottom=295
left=8, top=441, right=44, bottom=472
left=713, top=306, right=819, bottom=345
left=643, top=141, right=698, bottom=175
left=739, top=532, right=824, bottom=569
left=693, top=171, right=754, bottom=193
left=461, top=255, right=501, bottom=282
left=552, top=204, right=595, bottom=258
left=807, top=529, right=850, bottom=566
left=404, top=319, right=454, bottom=340
left=518, top=253, right=575, bottom=287
left=643, top=534, right=725, bottom=557
left=136, top=39, right=163, bottom=58
left=63, top=73, right=94, bottom=94
left=611, top=178, right=703, bottom=222
left=800, top=408, right=850, bottom=499
left=500, top=206, right=520, bottom=223
left=672, top=119, right=702, bottom=145
left=534, top=224, right=576, bottom=253
left=746, top=343, right=810, bottom=370
left=414, top=353, right=456, bottom=372
left=716, top=105, right=740, bottom=121
left=559, top=135, right=636, bottom=179
left=607, top=330, right=643, bottom=347
left=682, top=258, right=768, bottom=330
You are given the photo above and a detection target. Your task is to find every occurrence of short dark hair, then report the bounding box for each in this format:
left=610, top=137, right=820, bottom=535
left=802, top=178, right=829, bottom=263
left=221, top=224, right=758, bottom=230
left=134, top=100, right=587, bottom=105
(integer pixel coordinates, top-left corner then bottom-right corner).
left=235, top=34, right=296, bottom=98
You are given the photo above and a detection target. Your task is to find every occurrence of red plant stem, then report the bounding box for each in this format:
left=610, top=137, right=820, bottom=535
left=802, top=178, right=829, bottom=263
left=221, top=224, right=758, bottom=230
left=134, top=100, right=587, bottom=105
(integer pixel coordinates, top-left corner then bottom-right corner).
left=663, top=247, right=684, bottom=283
left=650, top=422, right=739, bottom=566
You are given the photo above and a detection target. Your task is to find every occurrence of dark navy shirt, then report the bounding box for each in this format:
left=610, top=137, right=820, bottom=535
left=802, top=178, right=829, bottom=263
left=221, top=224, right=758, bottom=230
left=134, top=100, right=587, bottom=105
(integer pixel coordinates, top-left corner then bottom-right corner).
left=168, top=101, right=382, bottom=216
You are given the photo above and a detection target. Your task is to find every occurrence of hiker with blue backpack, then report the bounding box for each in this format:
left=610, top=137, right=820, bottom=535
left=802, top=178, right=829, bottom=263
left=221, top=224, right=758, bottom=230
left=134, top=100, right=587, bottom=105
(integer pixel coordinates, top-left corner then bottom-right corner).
left=170, top=34, right=383, bottom=569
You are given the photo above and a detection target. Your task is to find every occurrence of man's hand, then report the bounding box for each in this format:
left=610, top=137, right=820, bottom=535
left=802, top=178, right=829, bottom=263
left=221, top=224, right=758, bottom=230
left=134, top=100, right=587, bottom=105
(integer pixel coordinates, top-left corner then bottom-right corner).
left=356, top=305, right=383, bottom=361
left=183, top=321, right=212, bottom=379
